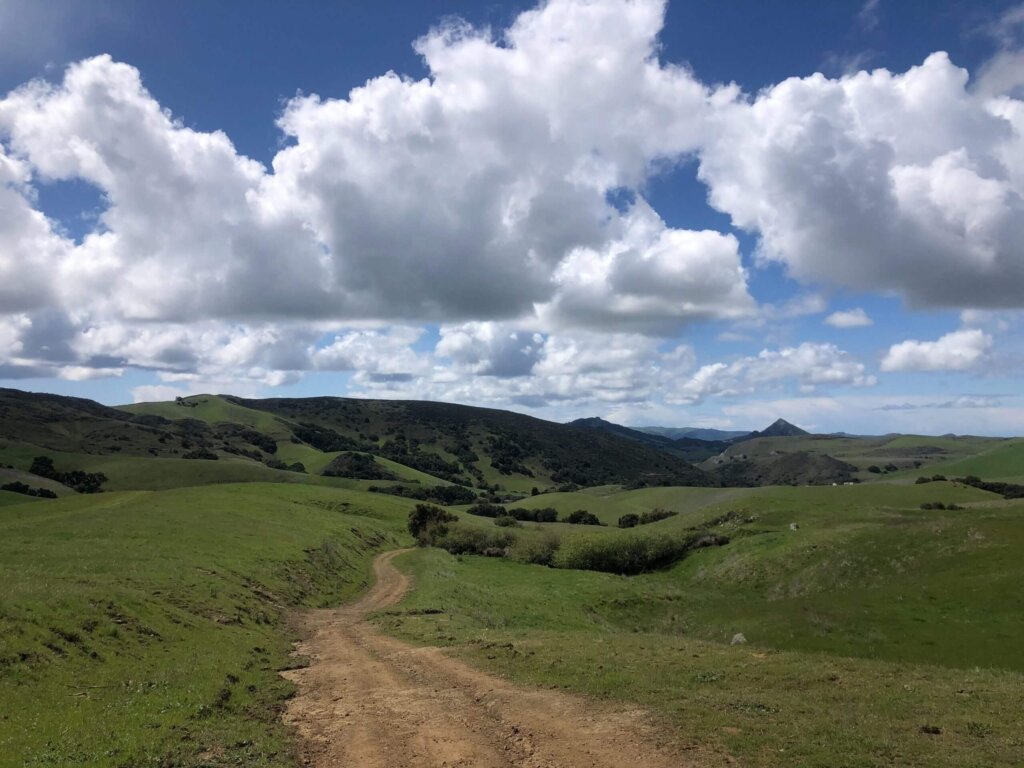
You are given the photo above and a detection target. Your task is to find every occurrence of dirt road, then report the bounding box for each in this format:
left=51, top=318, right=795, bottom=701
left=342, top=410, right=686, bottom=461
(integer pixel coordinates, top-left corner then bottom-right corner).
left=282, top=549, right=695, bottom=767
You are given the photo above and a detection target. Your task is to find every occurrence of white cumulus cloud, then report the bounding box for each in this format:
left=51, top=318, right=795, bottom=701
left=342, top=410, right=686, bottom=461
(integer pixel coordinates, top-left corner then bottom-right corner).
left=825, top=308, right=873, bottom=328
left=881, top=329, right=993, bottom=372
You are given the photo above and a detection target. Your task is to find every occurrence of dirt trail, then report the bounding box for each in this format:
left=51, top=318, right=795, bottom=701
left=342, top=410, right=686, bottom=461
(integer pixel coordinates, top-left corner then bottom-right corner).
left=282, top=549, right=695, bottom=768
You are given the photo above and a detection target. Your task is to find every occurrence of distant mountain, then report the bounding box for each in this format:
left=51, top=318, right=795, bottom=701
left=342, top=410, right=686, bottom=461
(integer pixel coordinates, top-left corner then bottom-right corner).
left=568, top=417, right=676, bottom=450
left=636, top=426, right=752, bottom=442
left=731, top=418, right=809, bottom=443
left=571, top=417, right=735, bottom=463
left=0, top=388, right=717, bottom=493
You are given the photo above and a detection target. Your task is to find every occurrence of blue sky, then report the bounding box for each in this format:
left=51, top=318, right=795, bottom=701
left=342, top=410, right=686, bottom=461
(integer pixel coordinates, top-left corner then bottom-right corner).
left=1, top=0, right=1023, bottom=434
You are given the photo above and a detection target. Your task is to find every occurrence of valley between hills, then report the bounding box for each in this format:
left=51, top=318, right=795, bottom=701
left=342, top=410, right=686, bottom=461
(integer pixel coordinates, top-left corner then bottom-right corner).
left=1, top=386, right=1023, bottom=767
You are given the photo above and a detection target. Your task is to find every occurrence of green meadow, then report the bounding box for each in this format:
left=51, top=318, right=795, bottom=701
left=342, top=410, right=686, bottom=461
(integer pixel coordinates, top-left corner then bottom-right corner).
left=380, top=482, right=1024, bottom=767
left=0, top=483, right=411, bottom=768
left=3, top=387, right=1024, bottom=766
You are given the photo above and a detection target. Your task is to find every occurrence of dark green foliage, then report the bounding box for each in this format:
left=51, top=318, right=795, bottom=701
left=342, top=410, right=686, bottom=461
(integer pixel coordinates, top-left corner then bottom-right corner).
left=957, top=476, right=1024, bottom=499
left=562, top=509, right=603, bottom=526
left=932, top=474, right=947, bottom=482
left=370, top=483, right=478, bottom=506
left=377, top=437, right=467, bottom=484
left=638, top=508, right=678, bottom=525
left=29, top=456, right=55, bottom=478
left=618, top=513, right=639, bottom=528
left=287, top=462, right=307, bottom=474
left=292, top=422, right=364, bottom=452
left=30, top=456, right=108, bottom=493
left=407, top=503, right=457, bottom=544
left=0, top=481, right=57, bottom=499
left=182, top=448, right=219, bottom=461
left=486, top=432, right=534, bottom=476
left=431, top=527, right=515, bottom=557
left=867, top=465, right=882, bottom=473
left=508, top=532, right=561, bottom=565
left=493, top=515, right=521, bottom=528
left=465, top=503, right=558, bottom=523
left=322, top=452, right=397, bottom=480
left=553, top=531, right=729, bottom=575
left=465, top=502, right=507, bottom=518
left=916, top=476, right=931, bottom=484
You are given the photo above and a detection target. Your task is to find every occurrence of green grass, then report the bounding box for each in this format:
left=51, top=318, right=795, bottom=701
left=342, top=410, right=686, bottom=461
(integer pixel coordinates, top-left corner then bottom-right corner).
left=902, top=439, right=1024, bottom=483
left=379, top=481, right=1024, bottom=767
left=120, top=395, right=291, bottom=439
left=0, top=489, right=45, bottom=506
left=0, top=483, right=414, bottom=768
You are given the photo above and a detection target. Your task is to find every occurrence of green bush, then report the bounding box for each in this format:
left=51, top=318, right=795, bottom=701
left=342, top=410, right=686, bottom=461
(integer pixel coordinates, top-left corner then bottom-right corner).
left=618, top=513, right=639, bottom=528
left=408, top=503, right=457, bottom=544
left=494, top=515, right=521, bottom=528
left=563, top=509, right=603, bottom=526
left=552, top=531, right=728, bottom=575
left=638, top=508, right=677, bottom=525
left=508, top=531, right=561, bottom=566
left=433, top=526, right=515, bottom=557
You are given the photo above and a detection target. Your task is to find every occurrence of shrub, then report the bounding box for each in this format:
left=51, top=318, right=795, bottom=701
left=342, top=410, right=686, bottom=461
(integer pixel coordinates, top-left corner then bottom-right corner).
left=932, top=474, right=947, bottom=482
left=466, top=502, right=507, bottom=518
left=407, top=504, right=457, bottom=544
left=956, top=476, right=1024, bottom=499
left=638, top=508, right=677, bottom=525
left=528, top=507, right=559, bottom=523
left=618, top=513, right=639, bottom=528
left=867, top=465, right=882, bottom=474
left=322, top=452, right=396, bottom=480
left=29, top=456, right=107, bottom=493
left=182, top=448, right=218, bottom=460
left=0, top=482, right=57, bottom=499
left=563, top=509, right=602, bottom=526
left=370, top=483, right=478, bottom=505
left=915, top=476, right=931, bottom=484
left=432, top=526, right=515, bottom=556
left=494, top=515, right=521, bottom=528
left=508, top=531, right=561, bottom=566
left=552, top=531, right=729, bottom=575
left=29, top=456, right=56, bottom=479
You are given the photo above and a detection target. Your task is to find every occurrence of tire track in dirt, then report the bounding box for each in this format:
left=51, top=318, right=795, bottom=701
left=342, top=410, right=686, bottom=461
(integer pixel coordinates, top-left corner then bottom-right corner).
left=282, top=549, right=699, bottom=767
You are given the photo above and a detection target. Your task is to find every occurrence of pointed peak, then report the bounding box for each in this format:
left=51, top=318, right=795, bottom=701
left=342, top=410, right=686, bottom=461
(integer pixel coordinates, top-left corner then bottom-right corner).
left=760, top=418, right=809, bottom=437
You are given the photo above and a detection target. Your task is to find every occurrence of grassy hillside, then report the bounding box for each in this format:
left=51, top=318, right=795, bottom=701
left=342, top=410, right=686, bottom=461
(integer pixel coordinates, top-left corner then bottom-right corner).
left=120, top=395, right=291, bottom=438
left=3, top=385, right=1022, bottom=766
left=898, top=439, right=1024, bottom=483
left=382, top=482, right=1024, bottom=767
left=0, top=483, right=412, bottom=768
left=703, top=432, right=1008, bottom=483
left=229, top=395, right=714, bottom=490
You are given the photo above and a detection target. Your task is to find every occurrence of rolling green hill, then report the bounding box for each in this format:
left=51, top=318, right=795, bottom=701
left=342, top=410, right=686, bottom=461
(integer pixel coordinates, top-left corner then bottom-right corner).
left=2, top=385, right=1023, bottom=766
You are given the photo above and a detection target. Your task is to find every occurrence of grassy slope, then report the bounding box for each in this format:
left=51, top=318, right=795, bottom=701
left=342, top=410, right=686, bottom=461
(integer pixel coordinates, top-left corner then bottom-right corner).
left=0, top=483, right=413, bottom=768
left=706, top=434, right=1007, bottom=483
left=895, top=439, right=1024, bottom=483
left=380, top=481, right=1024, bottom=767
left=120, top=395, right=291, bottom=438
